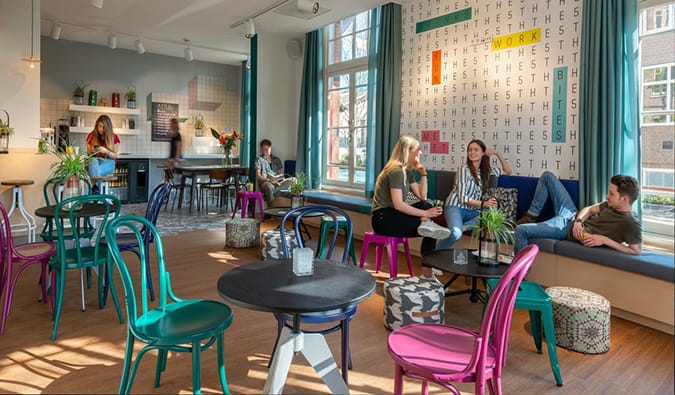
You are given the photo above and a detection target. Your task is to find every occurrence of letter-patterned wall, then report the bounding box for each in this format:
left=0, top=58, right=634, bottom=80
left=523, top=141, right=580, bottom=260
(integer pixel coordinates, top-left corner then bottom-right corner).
left=401, top=0, right=582, bottom=178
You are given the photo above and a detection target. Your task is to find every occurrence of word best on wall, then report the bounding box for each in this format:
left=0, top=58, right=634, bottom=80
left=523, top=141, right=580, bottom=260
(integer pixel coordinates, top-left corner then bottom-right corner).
left=401, top=0, right=582, bottom=179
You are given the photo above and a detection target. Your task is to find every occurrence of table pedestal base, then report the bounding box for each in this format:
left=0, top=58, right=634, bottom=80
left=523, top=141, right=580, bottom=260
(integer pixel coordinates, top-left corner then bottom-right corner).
left=264, top=326, right=349, bottom=394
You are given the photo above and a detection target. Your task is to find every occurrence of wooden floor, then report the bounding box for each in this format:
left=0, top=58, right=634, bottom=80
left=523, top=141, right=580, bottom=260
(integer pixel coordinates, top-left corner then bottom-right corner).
left=0, top=219, right=673, bottom=394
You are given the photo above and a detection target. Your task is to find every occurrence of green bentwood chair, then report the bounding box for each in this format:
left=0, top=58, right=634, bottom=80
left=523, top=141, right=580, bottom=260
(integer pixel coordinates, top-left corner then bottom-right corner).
left=105, top=215, right=234, bottom=395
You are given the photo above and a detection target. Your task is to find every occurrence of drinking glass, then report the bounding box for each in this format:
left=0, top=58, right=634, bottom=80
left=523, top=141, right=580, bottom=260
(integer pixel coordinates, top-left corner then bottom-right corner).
left=453, top=249, right=468, bottom=265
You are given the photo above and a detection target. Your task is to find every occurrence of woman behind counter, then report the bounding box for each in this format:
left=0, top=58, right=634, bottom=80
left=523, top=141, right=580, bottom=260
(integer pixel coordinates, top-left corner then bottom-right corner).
left=371, top=135, right=450, bottom=278
left=86, top=114, right=119, bottom=178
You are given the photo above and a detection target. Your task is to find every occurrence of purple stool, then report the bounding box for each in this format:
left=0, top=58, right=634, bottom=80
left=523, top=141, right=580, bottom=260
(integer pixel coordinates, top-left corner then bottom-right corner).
left=359, top=231, right=413, bottom=279
left=231, top=190, right=264, bottom=221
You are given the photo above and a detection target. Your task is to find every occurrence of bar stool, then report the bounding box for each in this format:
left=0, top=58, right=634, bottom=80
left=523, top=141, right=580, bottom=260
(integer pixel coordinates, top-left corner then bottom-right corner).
left=231, top=190, right=264, bottom=221
left=317, top=215, right=357, bottom=265
left=1, top=179, right=37, bottom=242
left=359, top=231, right=414, bottom=279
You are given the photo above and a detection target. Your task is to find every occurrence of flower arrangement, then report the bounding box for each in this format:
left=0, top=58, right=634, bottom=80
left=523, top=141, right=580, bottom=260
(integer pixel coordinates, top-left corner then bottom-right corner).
left=211, top=127, right=243, bottom=152
left=48, top=142, right=92, bottom=181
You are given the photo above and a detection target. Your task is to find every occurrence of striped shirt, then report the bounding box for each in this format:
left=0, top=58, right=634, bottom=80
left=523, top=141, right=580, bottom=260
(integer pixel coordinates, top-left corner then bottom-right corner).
left=445, top=164, right=502, bottom=210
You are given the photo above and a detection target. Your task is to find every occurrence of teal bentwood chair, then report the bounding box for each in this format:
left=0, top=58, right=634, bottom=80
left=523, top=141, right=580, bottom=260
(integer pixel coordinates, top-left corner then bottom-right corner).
left=49, top=194, right=124, bottom=341
left=105, top=215, right=234, bottom=395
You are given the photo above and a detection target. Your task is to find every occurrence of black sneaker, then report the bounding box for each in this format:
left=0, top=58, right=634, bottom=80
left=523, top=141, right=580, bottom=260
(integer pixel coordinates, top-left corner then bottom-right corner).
left=92, top=185, right=100, bottom=194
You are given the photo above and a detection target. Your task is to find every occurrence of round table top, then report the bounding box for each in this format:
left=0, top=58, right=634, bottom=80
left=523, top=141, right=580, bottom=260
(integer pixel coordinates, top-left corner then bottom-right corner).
left=217, top=259, right=376, bottom=314
left=2, top=179, right=34, bottom=186
left=263, top=207, right=324, bottom=218
left=34, top=202, right=114, bottom=219
left=422, top=249, right=509, bottom=279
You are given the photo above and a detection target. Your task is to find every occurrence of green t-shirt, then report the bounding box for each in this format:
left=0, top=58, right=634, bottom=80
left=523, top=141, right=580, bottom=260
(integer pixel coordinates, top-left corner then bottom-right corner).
left=371, top=166, right=416, bottom=211
left=567, top=202, right=642, bottom=245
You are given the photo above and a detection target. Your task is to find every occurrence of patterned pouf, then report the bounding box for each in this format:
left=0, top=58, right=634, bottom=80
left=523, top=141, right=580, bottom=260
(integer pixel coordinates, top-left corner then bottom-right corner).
left=261, top=229, right=299, bottom=260
left=383, top=276, right=445, bottom=331
left=546, top=286, right=611, bottom=354
left=225, top=218, right=260, bottom=248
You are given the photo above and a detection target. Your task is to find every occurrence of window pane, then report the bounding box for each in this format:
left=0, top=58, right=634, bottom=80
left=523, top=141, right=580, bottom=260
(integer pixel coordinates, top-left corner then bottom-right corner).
left=355, top=31, right=369, bottom=58
left=340, top=16, right=355, bottom=36
left=355, top=70, right=368, bottom=86
left=327, top=23, right=336, bottom=40
left=341, top=36, right=353, bottom=62
left=328, top=74, right=350, bottom=89
left=326, top=165, right=349, bottom=182
left=643, top=84, right=668, bottom=111
left=354, top=127, right=367, bottom=168
left=339, top=90, right=350, bottom=127
left=644, top=67, right=668, bottom=82
left=328, top=40, right=336, bottom=64
left=354, top=86, right=368, bottom=127
left=356, top=11, right=369, bottom=31
left=643, top=114, right=668, bottom=123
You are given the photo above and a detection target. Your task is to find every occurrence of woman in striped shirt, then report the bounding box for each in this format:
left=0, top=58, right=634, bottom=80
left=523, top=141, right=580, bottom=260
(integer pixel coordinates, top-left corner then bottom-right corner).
left=436, top=139, right=512, bottom=250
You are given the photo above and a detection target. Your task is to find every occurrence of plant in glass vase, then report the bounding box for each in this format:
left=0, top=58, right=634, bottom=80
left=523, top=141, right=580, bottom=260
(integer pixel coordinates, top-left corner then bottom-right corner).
left=210, top=127, right=243, bottom=166
left=471, top=207, right=514, bottom=266
left=0, top=110, right=14, bottom=154
left=48, top=142, right=92, bottom=208
left=289, top=172, right=307, bottom=208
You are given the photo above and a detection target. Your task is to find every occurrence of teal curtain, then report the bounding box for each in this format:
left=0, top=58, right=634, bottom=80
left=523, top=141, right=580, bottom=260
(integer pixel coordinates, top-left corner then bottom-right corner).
left=295, top=29, right=324, bottom=189
left=365, top=3, right=402, bottom=198
left=579, top=0, right=640, bottom=208
left=244, top=36, right=258, bottom=177
left=239, top=58, right=251, bottom=167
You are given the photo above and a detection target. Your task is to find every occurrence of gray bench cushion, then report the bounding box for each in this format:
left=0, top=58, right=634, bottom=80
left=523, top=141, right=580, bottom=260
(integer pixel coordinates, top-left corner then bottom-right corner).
left=530, top=238, right=559, bottom=254
left=553, top=240, right=674, bottom=282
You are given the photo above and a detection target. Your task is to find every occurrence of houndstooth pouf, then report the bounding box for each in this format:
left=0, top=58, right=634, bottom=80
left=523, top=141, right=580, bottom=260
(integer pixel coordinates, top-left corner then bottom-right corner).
left=546, top=286, right=611, bottom=354
left=225, top=218, right=260, bottom=248
left=383, top=276, right=445, bottom=331
left=261, top=229, right=299, bottom=260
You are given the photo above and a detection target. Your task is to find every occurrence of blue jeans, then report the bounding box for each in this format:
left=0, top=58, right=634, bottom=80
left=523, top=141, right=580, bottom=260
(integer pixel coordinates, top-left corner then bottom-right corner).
left=436, top=206, right=480, bottom=250
left=88, top=158, right=115, bottom=177
left=514, top=171, right=578, bottom=252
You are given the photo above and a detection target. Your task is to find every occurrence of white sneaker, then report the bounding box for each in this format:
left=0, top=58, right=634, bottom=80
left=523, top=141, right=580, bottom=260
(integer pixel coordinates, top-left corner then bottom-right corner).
left=417, top=220, right=451, bottom=240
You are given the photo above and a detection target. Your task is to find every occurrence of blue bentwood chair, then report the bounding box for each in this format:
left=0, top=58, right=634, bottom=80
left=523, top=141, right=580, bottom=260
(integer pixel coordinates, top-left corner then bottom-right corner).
left=100, top=182, right=171, bottom=302
left=105, top=215, right=234, bottom=395
left=271, top=205, right=358, bottom=384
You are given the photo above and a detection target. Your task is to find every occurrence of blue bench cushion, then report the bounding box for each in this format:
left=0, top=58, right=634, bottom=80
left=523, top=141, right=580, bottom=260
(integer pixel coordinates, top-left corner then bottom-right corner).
left=553, top=240, right=674, bottom=282
left=302, top=191, right=372, bottom=214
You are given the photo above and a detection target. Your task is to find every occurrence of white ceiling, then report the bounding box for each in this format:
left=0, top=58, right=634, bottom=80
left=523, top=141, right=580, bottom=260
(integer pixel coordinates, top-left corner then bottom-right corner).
left=39, top=0, right=389, bottom=65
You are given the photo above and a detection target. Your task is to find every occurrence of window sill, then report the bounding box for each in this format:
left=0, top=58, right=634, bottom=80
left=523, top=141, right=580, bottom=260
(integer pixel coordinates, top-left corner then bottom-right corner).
left=643, top=232, right=674, bottom=254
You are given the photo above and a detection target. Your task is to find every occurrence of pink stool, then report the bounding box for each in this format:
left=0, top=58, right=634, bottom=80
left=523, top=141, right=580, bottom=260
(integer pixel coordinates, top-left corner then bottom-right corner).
left=231, top=190, right=264, bottom=221
left=359, top=231, right=413, bottom=279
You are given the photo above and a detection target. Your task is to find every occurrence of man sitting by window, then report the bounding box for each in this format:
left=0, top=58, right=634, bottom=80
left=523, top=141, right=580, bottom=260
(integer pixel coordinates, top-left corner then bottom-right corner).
left=255, top=139, right=287, bottom=207
left=514, top=171, right=642, bottom=255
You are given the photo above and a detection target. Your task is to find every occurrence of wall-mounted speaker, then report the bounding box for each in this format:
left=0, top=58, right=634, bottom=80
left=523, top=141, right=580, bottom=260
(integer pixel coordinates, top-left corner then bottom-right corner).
left=286, top=39, right=302, bottom=59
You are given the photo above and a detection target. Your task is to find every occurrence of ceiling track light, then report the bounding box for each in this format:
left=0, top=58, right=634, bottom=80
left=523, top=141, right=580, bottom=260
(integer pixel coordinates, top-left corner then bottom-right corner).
left=244, top=18, right=255, bottom=38
left=91, top=0, right=104, bottom=8
left=297, top=0, right=319, bottom=14
left=108, top=32, right=117, bottom=49
left=135, top=39, right=145, bottom=54
left=184, top=38, right=193, bottom=61
left=51, top=23, right=62, bottom=40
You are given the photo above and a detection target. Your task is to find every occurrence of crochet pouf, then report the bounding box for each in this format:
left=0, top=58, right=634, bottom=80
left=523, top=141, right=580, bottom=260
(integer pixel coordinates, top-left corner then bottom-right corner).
left=261, top=229, right=299, bottom=260
left=383, top=276, right=445, bottom=331
left=225, top=218, right=260, bottom=248
left=545, top=286, right=611, bottom=354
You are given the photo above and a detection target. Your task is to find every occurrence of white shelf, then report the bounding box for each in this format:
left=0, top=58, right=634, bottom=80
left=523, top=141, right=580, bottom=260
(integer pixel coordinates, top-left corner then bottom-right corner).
left=69, top=104, right=141, bottom=115
left=69, top=126, right=141, bottom=135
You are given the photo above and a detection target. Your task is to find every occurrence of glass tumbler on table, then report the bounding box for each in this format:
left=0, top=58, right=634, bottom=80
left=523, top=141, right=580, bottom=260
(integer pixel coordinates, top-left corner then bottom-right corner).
left=453, top=249, right=468, bottom=265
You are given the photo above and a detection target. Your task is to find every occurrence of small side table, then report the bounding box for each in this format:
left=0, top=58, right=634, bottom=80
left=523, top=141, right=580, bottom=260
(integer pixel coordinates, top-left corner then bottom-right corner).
left=1, top=179, right=37, bottom=242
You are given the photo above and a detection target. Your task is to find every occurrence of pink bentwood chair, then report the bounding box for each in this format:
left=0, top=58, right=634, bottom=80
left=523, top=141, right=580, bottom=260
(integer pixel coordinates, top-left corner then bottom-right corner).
left=0, top=201, right=56, bottom=334
left=387, top=245, right=539, bottom=395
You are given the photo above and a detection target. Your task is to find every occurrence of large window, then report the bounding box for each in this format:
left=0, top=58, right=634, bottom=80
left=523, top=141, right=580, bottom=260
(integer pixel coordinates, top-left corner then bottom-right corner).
left=324, top=11, right=371, bottom=188
left=639, top=1, right=675, bottom=239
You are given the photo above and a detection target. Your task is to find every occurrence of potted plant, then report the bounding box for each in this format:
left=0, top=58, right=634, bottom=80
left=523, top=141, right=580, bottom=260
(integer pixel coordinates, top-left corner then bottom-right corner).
left=47, top=142, right=92, bottom=208
left=125, top=86, right=137, bottom=109
left=194, top=114, right=205, bottom=137
left=73, top=80, right=87, bottom=105
left=0, top=110, right=13, bottom=154
left=471, top=207, right=514, bottom=265
left=289, top=172, right=307, bottom=208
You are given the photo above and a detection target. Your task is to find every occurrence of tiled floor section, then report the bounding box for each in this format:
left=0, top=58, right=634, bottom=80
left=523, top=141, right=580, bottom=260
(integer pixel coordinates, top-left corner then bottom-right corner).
left=121, top=202, right=237, bottom=236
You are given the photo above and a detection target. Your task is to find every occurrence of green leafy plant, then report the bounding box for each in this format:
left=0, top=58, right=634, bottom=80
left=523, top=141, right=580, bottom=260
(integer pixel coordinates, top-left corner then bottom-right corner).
left=471, top=207, right=515, bottom=252
left=289, top=172, right=307, bottom=196
left=125, top=86, right=137, bottom=101
left=73, top=80, right=87, bottom=97
left=48, top=141, right=92, bottom=181
left=0, top=117, right=14, bottom=136
left=194, top=114, right=205, bottom=129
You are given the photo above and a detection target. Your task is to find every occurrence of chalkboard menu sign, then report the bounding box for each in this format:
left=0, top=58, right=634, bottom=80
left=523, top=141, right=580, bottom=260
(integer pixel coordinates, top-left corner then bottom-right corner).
left=151, top=102, right=179, bottom=141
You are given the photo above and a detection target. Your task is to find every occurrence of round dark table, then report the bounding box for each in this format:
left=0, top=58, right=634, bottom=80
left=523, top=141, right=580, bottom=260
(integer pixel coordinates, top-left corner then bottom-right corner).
left=34, top=202, right=114, bottom=218
left=422, top=249, right=510, bottom=303
left=217, top=259, right=375, bottom=394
